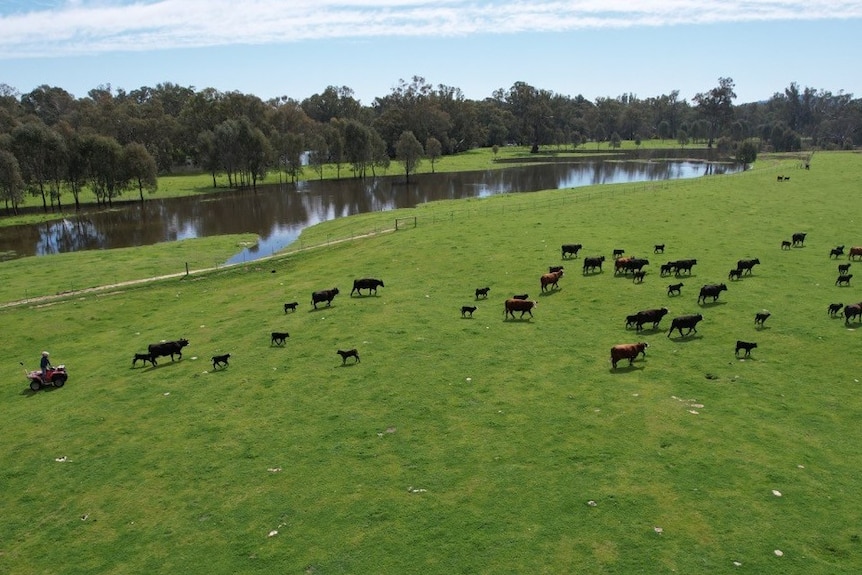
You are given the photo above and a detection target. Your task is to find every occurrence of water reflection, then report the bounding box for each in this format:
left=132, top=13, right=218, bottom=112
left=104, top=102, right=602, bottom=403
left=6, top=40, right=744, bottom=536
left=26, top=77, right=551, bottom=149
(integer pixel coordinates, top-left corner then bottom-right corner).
left=0, top=156, right=741, bottom=263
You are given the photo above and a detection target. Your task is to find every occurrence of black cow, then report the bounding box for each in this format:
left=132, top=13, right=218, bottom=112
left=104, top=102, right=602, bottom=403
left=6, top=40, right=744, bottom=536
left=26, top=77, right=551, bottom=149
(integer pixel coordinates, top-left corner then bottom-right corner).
left=312, top=288, right=339, bottom=308
left=351, top=278, right=384, bottom=296
left=622, top=258, right=650, bottom=275
left=211, top=354, right=231, bottom=369
left=505, top=298, right=537, bottom=319
left=792, top=232, right=807, bottom=247
left=735, top=341, right=757, bottom=357
left=634, top=307, right=669, bottom=331
left=654, top=244, right=665, bottom=254
left=337, top=349, right=360, bottom=364
left=673, top=259, right=697, bottom=276
left=845, top=303, right=862, bottom=324
left=728, top=268, right=742, bottom=281
left=836, top=274, right=853, bottom=286
left=781, top=240, right=791, bottom=250
left=736, top=258, right=760, bottom=275
left=828, top=303, right=844, bottom=316
left=667, top=314, right=704, bottom=338
left=148, top=339, right=189, bottom=362
left=512, top=293, right=529, bottom=300
left=461, top=306, right=477, bottom=318
left=613, top=249, right=625, bottom=259
left=283, top=301, right=299, bottom=313
left=583, top=256, right=605, bottom=274
left=698, top=283, right=728, bottom=304
left=625, top=314, right=640, bottom=329
left=561, top=244, right=582, bottom=258
left=838, top=263, right=851, bottom=274
left=271, top=332, right=290, bottom=346
left=132, top=353, right=157, bottom=367
left=632, top=270, right=646, bottom=283
left=830, top=245, right=845, bottom=258
left=549, top=266, right=565, bottom=274
left=755, top=312, right=771, bottom=326
left=660, top=262, right=675, bottom=276
left=667, top=282, right=684, bottom=296
left=475, top=287, right=490, bottom=299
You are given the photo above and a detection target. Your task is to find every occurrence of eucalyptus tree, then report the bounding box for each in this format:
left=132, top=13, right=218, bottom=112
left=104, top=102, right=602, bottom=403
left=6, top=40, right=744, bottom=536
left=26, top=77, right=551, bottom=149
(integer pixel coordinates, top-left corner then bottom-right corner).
left=301, top=85, right=365, bottom=123
left=0, top=149, right=25, bottom=214
left=372, top=76, right=451, bottom=156
left=343, top=120, right=373, bottom=178
left=85, top=134, right=125, bottom=207
left=306, top=132, right=329, bottom=180
left=425, top=137, right=442, bottom=173
left=324, top=121, right=346, bottom=179
left=20, top=85, right=76, bottom=126
left=693, top=77, right=737, bottom=147
left=395, top=130, right=423, bottom=183
left=197, top=130, right=221, bottom=187
left=369, top=129, right=390, bottom=177
left=11, top=121, right=65, bottom=212
left=123, top=142, right=158, bottom=201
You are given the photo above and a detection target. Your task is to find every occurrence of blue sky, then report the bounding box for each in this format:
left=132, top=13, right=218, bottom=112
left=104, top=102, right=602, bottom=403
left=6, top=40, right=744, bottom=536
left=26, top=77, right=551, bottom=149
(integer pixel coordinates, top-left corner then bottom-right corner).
left=1, top=1, right=861, bottom=105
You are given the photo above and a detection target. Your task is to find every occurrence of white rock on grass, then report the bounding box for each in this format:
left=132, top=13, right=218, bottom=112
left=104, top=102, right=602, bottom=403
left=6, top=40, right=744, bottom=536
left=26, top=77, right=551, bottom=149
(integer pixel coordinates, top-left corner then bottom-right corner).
left=772, top=490, right=782, bottom=497
left=774, top=549, right=784, bottom=557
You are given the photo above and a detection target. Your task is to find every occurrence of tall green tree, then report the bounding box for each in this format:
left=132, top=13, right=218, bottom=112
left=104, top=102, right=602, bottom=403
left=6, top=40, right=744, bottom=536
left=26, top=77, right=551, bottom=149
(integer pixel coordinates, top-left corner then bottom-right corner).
left=395, top=131, right=423, bottom=183
left=425, top=137, right=442, bottom=173
left=693, top=77, right=737, bottom=147
left=123, top=142, right=158, bottom=202
left=0, top=149, right=25, bottom=214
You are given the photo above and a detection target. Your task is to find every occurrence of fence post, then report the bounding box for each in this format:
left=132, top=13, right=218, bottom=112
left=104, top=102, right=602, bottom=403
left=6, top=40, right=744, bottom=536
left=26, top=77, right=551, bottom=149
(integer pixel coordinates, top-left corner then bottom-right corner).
left=185, top=262, right=189, bottom=276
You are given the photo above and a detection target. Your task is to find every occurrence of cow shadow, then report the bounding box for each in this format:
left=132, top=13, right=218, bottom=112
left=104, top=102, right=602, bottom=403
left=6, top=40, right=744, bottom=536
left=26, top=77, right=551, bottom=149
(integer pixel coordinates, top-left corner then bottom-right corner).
left=698, top=300, right=728, bottom=307
left=582, top=270, right=604, bottom=277
left=609, top=363, right=645, bottom=373
left=755, top=325, right=772, bottom=331
left=503, top=317, right=533, bottom=323
left=538, top=289, right=561, bottom=297
left=308, top=305, right=333, bottom=313
left=667, top=334, right=704, bottom=342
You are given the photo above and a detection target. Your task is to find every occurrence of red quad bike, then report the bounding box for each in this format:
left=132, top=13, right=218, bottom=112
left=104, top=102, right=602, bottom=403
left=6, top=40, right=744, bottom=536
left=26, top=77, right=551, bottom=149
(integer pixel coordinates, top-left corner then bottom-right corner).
left=26, top=364, right=68, bottom=391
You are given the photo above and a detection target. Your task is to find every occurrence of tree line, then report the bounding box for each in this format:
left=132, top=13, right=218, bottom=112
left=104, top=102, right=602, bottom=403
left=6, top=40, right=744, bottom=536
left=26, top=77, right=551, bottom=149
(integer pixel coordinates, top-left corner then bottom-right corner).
left=1, top=76, right=859, bottom=215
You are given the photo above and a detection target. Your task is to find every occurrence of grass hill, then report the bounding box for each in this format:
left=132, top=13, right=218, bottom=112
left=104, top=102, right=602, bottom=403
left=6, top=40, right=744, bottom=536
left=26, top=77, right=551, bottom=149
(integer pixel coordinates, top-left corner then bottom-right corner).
left=1, top=151, right=860, bottom=574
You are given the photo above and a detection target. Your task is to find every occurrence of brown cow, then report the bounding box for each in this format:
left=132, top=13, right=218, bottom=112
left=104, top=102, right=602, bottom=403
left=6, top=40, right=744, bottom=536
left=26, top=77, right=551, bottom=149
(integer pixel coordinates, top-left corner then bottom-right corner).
left=610, top=342, right=649, bottom=369
left=540, top=270, right=563, bottom=292
left=849, top=247, right=862, bottom=260
left=504, top=298, right=537, bottom=319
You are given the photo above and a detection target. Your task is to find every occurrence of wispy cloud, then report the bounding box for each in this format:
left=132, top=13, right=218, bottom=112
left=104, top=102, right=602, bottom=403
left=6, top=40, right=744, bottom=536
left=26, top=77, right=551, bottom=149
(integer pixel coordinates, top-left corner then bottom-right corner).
left=1, top=0, right=861, bottom=58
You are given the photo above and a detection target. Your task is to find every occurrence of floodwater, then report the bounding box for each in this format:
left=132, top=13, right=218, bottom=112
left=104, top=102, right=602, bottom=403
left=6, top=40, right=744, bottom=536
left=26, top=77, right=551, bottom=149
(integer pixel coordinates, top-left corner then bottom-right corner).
left=0, top=152, right=742, bottom=263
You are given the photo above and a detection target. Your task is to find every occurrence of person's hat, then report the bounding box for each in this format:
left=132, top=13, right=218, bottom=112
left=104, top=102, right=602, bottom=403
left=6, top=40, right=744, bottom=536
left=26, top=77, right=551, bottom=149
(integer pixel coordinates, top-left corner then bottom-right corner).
left=42, top=351, right=49, bottom=356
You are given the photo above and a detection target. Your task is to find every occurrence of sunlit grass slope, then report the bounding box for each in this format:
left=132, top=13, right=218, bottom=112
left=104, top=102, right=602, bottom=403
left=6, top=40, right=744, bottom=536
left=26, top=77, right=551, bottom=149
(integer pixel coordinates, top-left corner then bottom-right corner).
left=0, top=152, right=860, bottom=575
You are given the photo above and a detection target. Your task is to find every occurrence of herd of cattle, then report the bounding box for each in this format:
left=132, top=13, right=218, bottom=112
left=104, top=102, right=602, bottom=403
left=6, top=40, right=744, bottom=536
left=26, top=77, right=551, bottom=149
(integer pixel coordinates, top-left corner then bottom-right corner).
left=130, top=239, right=860, bottom=373
left=534, top=238, right=859, bottom=369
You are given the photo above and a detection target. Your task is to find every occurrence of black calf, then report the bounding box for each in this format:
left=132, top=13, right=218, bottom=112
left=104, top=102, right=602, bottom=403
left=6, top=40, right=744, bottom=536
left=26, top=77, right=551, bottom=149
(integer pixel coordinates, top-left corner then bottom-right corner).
left=337, top=349, right=360, bottom=364
left=283, top=302, right=298, bottom=313
left=461, top=306, right=477, bottom=317
left=828, top=303, right=844, bottom=316
left=755, top=312, right=771, bottom=326
left=271, top=332, right=290, bottom=346
left=132, top=353, right=157, bottom=367
left=735, top=341, right=757, bottom=357
left=212, top=354, right=231, bottom=369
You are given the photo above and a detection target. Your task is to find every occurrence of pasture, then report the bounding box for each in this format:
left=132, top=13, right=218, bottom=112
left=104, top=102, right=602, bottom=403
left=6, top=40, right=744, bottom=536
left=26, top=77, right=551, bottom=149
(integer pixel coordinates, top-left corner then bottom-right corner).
left=1, top=151, right=861, bottom=574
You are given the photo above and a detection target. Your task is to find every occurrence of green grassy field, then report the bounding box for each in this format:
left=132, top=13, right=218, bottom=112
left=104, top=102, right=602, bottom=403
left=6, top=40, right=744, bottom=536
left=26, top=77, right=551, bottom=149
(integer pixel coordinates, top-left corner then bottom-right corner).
left=1, top=151, right=860, bottom=574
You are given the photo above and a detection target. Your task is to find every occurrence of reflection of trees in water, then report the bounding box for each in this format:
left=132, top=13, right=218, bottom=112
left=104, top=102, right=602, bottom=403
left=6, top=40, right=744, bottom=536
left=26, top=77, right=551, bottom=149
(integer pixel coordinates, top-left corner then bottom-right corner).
left=36, top=218, right=106, bottom=255
left=3, top=156, right=742, bottom=261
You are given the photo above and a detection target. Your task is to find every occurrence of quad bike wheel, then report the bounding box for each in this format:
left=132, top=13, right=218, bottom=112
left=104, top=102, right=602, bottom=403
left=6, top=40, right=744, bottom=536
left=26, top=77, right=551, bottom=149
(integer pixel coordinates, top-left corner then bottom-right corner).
left=52, top=375, right=66, bottom=388
left=30, top=379, right=42, bottom=391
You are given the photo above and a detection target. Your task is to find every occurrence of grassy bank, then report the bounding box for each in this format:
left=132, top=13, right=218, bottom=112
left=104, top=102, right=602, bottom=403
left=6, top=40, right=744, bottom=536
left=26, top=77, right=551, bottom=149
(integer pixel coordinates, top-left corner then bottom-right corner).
left=1, top=152, right=860, bottom=574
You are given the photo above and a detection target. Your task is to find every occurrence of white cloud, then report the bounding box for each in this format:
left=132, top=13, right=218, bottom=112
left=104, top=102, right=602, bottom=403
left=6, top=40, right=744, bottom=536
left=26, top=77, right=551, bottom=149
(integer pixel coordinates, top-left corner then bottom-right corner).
left=1, top=0, right=861, bottom=58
